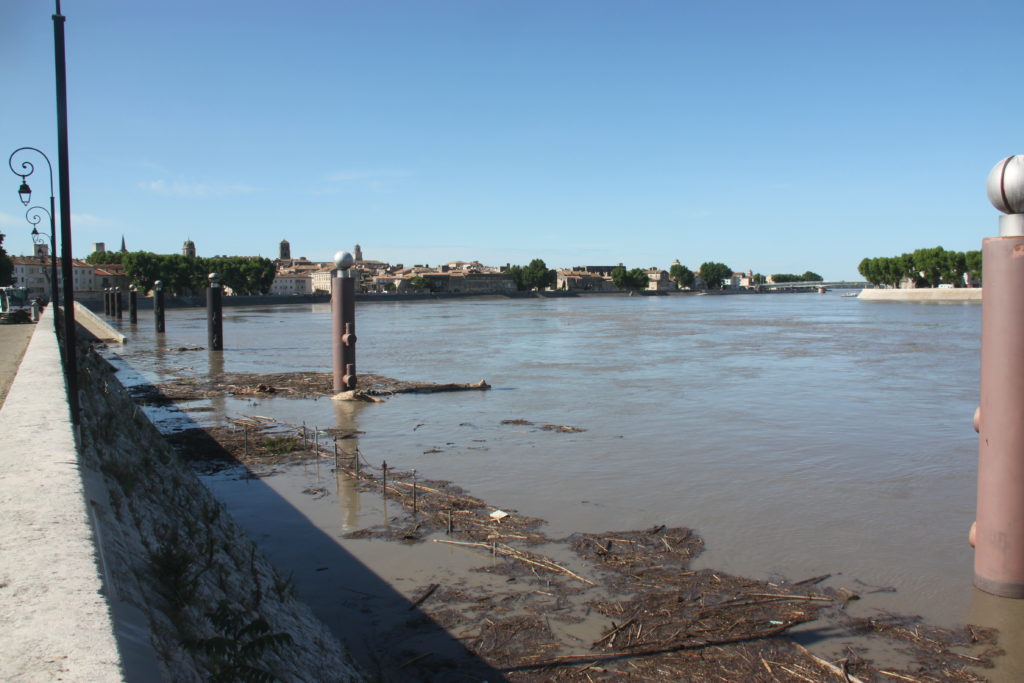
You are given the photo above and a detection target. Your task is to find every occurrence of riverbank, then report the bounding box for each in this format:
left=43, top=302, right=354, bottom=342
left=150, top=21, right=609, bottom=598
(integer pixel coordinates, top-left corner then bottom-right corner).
left=133, top=367, right=1001, bottom=681
left=858, top=288, right=982, bottom=302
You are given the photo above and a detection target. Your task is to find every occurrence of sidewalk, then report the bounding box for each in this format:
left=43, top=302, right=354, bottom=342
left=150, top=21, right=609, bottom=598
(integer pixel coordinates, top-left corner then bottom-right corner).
left=0, top=322, right=36, bottom=409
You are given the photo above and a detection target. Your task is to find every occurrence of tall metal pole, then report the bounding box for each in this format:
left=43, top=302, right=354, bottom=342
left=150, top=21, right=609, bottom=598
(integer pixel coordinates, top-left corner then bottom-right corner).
left=53, top=0, right=78, bottom=425
left=207, top=273, right=223, bottom=351
left=154, top=280, right=165, bottom=333
left=331, top=251, right=358, bottom=393
left=128, top=284, right=137, bottom=324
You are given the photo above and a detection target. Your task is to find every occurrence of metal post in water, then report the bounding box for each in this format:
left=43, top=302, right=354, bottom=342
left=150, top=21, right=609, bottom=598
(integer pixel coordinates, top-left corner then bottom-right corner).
left=103, top=287, right=110, bottom=316
left=154, top=280, right=165, bottom=333
left=207, top=272, right=223, bottom=351
left=115, top=287, right=123, bottom=320
left=128, top=284, right=137, bottom=324
left=331, top=250, right=357, bottom=393
left=975, top=155, right=1024, bottom=597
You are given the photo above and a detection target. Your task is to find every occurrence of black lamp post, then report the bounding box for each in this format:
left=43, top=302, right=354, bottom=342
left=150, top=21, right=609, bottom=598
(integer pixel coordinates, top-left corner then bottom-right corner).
left=4, top=2, right=79, bottom=425
left=29, top=213, right=58, bottom=305
left=8, top=149, right=59, bottom=308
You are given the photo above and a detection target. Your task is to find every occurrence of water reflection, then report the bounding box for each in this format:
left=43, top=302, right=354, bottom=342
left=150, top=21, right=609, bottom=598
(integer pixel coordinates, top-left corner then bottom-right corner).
left=970, top=589, right=1024, bottom=682
left=332, top=399, right=362, bottom=530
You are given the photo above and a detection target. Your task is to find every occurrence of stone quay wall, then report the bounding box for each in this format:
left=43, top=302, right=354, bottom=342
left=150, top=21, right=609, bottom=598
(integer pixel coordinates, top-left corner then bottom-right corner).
left=0, top=308, right=362, bottom=681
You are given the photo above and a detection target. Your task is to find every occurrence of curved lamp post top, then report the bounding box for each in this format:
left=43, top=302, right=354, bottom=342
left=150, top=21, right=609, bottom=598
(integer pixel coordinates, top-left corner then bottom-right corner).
left=8, top=147, right=54, bottom=206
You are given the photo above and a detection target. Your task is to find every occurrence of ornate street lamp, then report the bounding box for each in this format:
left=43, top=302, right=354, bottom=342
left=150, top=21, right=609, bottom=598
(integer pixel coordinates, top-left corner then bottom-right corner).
left=9, top=149, right=59, bottom=308
left=29, top=209, right=58, bottom=305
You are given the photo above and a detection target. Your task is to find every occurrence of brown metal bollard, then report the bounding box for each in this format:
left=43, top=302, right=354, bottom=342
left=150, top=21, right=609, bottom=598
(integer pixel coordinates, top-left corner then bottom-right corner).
left=975, top=156, right=1024, bottom=597
left=331, top=251, right=357, bottom=393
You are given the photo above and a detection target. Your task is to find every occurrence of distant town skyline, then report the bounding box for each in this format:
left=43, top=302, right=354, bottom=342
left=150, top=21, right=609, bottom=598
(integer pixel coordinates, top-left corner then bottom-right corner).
left=4, top=1, right=1024, bottom=281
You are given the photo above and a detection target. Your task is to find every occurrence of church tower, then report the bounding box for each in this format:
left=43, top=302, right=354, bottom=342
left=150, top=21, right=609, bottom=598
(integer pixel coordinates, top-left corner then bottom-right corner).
left=182, top=239, right=196, bottom=258
left=280, top=239, right=291, bottom=260
left=354, top=244, right=363, bottom=262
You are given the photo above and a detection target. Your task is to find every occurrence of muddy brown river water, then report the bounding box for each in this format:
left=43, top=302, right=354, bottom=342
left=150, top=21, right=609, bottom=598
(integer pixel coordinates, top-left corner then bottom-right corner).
left=100, top=292, right=1024, bottom=679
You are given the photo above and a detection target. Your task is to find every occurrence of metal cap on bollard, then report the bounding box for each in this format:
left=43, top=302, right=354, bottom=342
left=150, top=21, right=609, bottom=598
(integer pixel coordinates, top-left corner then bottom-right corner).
left=208, top=272, right=221, bottom=287
left=334, top=251, right=354, bottom=277
left=155, top=280, right=163, bottom=290
left=987, top=155, right=1024, bottom=236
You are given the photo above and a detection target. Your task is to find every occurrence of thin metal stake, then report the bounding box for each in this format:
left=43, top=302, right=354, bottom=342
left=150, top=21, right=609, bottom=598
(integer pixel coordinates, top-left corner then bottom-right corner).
left=447, top=508, right=453, bottom=535
left=412, top=469, right=418, bottom=515
left=382, top=460, right=388, bottom=499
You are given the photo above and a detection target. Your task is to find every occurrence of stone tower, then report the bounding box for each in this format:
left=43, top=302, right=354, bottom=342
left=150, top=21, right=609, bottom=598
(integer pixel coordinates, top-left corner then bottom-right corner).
left=182, top=239, right=196, bottom=258
left=354, top=244, right=363, bottom=262
left=280, top=239, right=291, bottom=260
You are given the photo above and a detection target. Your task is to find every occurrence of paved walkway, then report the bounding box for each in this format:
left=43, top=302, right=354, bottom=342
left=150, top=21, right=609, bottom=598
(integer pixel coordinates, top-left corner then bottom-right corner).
left=0, top=322, right=36, bottom=409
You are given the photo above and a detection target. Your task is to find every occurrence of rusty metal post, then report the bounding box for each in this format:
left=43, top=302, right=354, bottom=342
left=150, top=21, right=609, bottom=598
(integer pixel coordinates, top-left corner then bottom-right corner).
left=207, top=272, right=223, bottom=351
left=128, top=284, right=137, bottom=324
left=331, top=250, right=357, bottom=393
left=115, top=287, right=123, bottom=319
left=976, top=155, right=1024, bottom=597
left=154, top=280, right=165, bottom=333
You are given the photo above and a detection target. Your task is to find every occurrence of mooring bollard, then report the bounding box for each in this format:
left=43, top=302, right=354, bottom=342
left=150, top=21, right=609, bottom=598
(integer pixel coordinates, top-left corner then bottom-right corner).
left=128, top=284, right=137, bottom=324
left=331, top=250, right=357, bottom=393
left=975, top=155, right=1024, bottom=597
left=207, top=272, right=223, bottom=351
left=103, top=287, right=111, bottom=316
left=115, top=287, right=123, bottom=320
left=154, top=280, right=165, bottom=333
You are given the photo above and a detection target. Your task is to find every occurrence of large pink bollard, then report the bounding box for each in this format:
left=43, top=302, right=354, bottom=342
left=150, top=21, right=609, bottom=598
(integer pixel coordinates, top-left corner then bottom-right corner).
left=975, top=155, right=1024, bottom=597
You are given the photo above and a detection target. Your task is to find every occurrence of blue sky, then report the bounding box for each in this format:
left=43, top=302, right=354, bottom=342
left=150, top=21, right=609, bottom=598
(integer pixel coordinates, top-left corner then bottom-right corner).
left=2, top=0, right=1022, bottom=280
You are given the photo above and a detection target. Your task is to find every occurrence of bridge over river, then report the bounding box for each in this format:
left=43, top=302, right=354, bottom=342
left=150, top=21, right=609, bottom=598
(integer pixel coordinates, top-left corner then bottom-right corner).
left=758, top=280, right=869, bottom=291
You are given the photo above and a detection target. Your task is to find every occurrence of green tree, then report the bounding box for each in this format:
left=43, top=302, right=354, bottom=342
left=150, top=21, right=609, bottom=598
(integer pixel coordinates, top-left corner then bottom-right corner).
left=408, top=275, right=430, bottom=291
left=85, top=250, right=124, bottom=265
left=698, top=262, right=733, bottom=290
left=611, top=266, right=650, bottom=291
left=523, top=258, right=555, bottom=290
left=669, top=263, right=694, bottom=289
left=965, top=250, right=982, bottom=285
left=0, top=233, right=13, bottom=286
left=801, top=271, right=823, bottom=282
left=507, top=259, right=555, bottom=291
left=506, top=265, right=525, bottom=290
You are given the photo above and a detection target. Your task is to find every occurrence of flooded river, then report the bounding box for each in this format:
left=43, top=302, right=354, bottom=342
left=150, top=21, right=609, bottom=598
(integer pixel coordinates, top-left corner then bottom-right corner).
left=102, top=292, right=1024, bottom=675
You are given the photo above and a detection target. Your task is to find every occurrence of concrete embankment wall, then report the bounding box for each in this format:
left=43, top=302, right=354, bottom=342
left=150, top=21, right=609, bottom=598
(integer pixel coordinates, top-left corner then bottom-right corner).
left=1, top=309, right=362, bottom=681
left=0, top=309, right=122, bottom=681
left=858, top=288, right=982, bottom=302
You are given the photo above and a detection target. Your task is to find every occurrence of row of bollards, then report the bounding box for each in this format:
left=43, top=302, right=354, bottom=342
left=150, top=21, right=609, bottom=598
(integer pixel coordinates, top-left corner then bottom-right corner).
left=102, top=260, right=354, bottom=391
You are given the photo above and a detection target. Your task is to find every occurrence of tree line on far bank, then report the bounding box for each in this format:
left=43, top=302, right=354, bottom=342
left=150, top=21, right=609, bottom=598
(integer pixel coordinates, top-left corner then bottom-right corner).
left=86, top=250, right=276, bottom=296
left=857, top=247, right=981, bottom=288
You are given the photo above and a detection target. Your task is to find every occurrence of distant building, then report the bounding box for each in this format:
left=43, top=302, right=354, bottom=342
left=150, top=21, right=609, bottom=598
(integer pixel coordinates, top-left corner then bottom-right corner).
left=92, top=242, right=106, bottom=254
left=182, top=239, right=196, bottom=258
left=279, top=239, right=291, bottom=260
left=646, top=268, right=674, bottom=291
left=269, top=272, right=311, bottom=296
left=556, top=269, right=615, bottom=292
left=354, top=244, right=363, bottom=261
left=120, top=235, right=127, bottom=253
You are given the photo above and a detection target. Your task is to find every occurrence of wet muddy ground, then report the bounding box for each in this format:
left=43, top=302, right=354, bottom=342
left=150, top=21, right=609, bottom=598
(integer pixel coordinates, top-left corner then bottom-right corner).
left=144, top=371, right=1002, bottom=681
